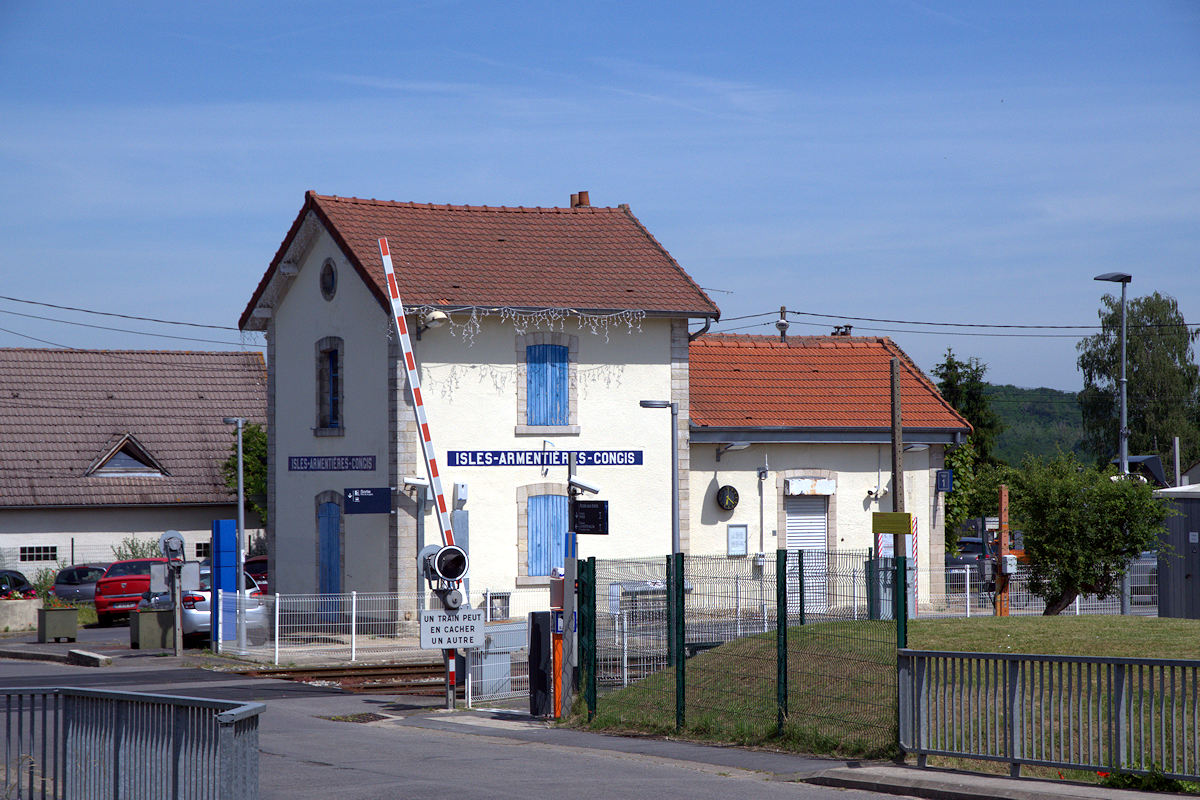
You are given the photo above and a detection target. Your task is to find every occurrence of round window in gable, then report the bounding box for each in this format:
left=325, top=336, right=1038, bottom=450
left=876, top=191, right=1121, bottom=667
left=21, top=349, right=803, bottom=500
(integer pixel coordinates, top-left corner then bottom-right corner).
left=319, top=259, right=337, bottom=301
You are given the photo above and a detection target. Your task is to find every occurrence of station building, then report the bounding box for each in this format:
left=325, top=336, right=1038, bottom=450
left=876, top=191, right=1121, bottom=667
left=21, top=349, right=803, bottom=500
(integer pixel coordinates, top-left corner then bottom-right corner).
left=240, top=191, right=967, bottom=603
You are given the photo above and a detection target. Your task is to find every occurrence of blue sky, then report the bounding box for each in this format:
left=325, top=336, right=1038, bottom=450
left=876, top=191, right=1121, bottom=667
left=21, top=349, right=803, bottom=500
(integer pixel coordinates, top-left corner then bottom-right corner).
left=1, top=1, right=1197, bottom=391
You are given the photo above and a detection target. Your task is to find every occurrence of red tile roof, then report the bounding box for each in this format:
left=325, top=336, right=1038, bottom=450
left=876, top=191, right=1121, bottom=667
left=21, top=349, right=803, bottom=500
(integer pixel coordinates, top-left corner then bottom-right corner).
left=240, top=192, right=719, bottom=329
left=689, top=334, right=971, bottom=432
left=0, top=349, right=266, bottom=508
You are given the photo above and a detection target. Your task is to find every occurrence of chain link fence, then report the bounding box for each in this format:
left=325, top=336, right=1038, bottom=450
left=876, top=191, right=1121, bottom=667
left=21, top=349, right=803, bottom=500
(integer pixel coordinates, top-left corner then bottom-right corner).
left=580, top=550, right=904, bottom=758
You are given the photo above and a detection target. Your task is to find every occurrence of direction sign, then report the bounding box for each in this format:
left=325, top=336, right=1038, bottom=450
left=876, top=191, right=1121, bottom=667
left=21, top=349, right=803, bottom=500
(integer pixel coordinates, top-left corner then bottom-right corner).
left=419, top=608, right=484, bottom=649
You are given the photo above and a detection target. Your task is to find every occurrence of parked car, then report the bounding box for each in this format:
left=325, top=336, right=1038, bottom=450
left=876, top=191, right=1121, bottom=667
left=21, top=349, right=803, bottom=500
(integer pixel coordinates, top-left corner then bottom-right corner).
left=0, top=570, right=35, bottom=598
left=137, top=567, right=268, bottom=644
left=50, top=563, right=111, bottom=603
left=244, top=555, right=269, bottom=595
left=93, top=558, right=167, bottom=626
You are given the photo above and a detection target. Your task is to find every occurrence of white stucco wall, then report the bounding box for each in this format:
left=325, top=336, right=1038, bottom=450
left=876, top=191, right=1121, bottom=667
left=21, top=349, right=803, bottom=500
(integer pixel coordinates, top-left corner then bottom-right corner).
left=270, top=230, right=393, bottom=595
left=0, top=505, right=260, bottom=568
left=266, top=222, right=680, bottom=596
left=687, top=442, right=947, bottom=597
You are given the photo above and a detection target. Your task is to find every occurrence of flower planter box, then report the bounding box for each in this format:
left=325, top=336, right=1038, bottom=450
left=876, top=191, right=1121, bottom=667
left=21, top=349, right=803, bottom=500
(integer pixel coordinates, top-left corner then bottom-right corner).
left=37, top=606, right=78, bottom=643
left=130, top=609, right=174, bottom=649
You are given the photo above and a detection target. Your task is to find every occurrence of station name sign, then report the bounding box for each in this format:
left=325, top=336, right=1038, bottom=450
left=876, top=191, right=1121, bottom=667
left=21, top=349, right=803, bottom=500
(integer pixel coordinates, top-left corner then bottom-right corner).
left=448, top=450, right=642, bottom=467
left=288, top=455, right=376, bottom=472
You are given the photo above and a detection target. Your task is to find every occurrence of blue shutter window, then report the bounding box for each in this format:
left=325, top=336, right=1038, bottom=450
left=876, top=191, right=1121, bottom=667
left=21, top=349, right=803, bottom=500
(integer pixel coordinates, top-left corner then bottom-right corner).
left=526, top=344, right=568, bottom=426
left=527, top=494, right=568, bottom=577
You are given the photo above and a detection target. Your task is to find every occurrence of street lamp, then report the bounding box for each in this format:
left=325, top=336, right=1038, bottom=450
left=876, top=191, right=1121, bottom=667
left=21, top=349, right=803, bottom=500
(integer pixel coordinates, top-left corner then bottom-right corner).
left=640, top=400, right=680, bottom=554
left=223, top=416, right=247, bottom=650
left=1094, top=272, right=1132, bottom=475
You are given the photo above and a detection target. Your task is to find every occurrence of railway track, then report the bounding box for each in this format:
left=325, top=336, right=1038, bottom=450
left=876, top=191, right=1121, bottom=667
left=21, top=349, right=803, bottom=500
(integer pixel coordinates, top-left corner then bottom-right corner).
left=244, top=662, right=460, bottom=695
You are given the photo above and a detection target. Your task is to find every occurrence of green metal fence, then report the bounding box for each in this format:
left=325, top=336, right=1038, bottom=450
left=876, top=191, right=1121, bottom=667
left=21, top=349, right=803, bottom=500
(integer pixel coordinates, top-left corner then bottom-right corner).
left=579, top=549, right=907, bottom=758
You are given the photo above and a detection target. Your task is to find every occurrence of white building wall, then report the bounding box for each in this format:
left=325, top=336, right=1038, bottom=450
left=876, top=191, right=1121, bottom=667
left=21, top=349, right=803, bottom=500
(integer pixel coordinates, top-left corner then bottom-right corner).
left=0, top=505, right=259, bottom=568
left=267, top=223, right=680, bottom=595
left=687, top=442, right=946, bottom=595
left=270, top=229, right=393, bottom=595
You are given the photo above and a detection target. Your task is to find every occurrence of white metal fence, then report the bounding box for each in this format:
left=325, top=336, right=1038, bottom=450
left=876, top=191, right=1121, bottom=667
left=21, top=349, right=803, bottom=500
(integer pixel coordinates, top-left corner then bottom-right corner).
left=214, top=586, right=553, bottom=708
left=919, top=558, right=1158, bottom=619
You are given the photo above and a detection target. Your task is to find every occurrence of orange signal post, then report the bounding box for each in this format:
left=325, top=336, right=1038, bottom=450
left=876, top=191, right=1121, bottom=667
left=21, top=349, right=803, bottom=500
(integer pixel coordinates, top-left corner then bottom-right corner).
left=997, top=485, right=1010, bottom=617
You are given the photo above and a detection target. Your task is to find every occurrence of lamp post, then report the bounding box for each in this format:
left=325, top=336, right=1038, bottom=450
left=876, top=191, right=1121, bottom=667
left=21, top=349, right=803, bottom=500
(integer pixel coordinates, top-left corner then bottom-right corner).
left=223, top=416, right=247, bottom=650
left=640, top=400, right=680, bottom=554
left=1093, top=272, right=1132, bottom=475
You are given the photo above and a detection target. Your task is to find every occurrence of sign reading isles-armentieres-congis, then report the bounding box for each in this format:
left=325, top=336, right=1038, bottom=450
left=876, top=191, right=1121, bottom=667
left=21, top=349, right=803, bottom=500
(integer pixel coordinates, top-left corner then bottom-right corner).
left=448, top=450, right=642, bottom=467
left=288, top=455, right=376, bottom=471
left=419, top=609, right=484, bottom=649
left=344, top=487, right=391, bottom=515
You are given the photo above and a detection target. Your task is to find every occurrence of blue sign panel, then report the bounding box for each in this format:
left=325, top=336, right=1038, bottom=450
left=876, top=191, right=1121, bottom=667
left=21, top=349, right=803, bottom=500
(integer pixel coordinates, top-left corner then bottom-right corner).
left=447, top=450, right=642, bottom=467
left=936, top=469, right=954, bottom=493
left=344, top=487, right=392, bottom=514
left=288, top=455, right=377, bottom=471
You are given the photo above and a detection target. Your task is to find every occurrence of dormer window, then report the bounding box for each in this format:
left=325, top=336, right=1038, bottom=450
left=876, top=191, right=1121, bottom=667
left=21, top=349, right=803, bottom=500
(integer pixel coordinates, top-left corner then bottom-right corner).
left=86, top=434, right=167, bottom=478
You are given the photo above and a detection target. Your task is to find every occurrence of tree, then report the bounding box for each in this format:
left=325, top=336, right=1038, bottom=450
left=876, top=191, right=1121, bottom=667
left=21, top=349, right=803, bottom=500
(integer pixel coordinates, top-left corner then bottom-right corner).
left=221, top=422, right=268, bottom=525
left=933, top=349, right=1003, bottom=464
left=1010, top=453, right=1171, bottom=615
left=1077, top=291, right=1200, bottom=483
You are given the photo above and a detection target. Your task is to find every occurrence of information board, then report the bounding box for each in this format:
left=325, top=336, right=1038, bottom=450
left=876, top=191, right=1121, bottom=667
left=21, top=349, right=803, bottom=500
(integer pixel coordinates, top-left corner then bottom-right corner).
left=419, top=608, right=484, bottom=649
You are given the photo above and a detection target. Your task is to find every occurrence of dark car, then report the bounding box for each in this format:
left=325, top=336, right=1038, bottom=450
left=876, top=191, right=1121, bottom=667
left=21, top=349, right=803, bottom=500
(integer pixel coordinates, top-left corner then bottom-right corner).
left=0, top=570, right=34, bottom=598
left=946, top=536, right=989, bottom=570
left=244, top=555, right=269, bottom=595
left=93, top=558, right=167, bottom=626
left=51, top=563, right=111, bottom=603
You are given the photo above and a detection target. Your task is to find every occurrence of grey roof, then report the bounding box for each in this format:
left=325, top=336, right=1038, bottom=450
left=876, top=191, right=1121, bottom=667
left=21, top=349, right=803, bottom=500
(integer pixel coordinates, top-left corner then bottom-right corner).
left=0, top=349, right=266, bottom=509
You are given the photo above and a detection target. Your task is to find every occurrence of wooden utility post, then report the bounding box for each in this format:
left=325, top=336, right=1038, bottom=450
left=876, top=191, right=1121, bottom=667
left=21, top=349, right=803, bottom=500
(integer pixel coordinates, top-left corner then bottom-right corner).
left=890, top=358, right=905, bottom=557
left=996, top=485, right=1010, bottom=616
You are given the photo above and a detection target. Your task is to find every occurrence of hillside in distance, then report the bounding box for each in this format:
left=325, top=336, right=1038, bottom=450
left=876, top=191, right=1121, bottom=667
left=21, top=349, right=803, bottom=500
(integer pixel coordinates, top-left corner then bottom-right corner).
left=984, top=384, right=1085, bottom=465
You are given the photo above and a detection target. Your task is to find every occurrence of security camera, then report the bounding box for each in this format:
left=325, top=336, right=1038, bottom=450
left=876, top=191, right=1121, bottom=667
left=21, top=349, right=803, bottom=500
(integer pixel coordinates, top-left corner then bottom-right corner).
left=403, top=476, right=429, bottom=488
left=569, top=476, right=601, bottom=495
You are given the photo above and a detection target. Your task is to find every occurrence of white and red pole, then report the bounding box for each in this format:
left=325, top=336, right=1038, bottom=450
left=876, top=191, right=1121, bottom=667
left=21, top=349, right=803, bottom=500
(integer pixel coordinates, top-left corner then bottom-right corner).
left=378, top=237, right=455, bottom=549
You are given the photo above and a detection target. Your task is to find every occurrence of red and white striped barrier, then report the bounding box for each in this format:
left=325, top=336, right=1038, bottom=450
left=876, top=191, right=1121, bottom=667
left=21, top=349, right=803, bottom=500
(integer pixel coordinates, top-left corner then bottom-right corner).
left=378, top=237, right=455, bottom=548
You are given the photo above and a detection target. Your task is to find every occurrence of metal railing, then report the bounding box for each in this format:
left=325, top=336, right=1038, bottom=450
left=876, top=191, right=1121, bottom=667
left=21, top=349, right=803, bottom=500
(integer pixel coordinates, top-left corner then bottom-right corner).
left=899, top=649, right=1200, bottom=779
left=918, top=558, right=1158, bottom=619
left=465, top=588, right=552, bottom=707
left=1, top=687, right=263, bottom=799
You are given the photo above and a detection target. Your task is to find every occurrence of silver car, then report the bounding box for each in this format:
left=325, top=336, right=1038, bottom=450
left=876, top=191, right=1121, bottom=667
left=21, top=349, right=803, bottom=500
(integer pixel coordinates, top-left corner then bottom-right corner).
left=138, top=568, right=268, bottom=645
left=51, top=563, right=110, bottom=603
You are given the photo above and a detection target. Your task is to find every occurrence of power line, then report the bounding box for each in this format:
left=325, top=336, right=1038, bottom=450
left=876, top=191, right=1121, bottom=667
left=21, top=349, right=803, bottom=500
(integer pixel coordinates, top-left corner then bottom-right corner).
left=0, top=294, right=240, bottom=331
left=0, top=307, right=261, bottom=347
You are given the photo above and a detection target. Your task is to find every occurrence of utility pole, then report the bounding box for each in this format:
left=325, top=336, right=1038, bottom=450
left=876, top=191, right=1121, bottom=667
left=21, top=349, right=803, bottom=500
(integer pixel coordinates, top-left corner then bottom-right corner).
left=890, top=358, right=905, bottom=556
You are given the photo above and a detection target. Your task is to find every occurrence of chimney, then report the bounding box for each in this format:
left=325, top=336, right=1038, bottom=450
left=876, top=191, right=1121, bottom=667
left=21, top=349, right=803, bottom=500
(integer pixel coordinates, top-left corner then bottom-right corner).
left=570, top=193, right=579, bottom=207
left=571, top=190, right=590, bottom=208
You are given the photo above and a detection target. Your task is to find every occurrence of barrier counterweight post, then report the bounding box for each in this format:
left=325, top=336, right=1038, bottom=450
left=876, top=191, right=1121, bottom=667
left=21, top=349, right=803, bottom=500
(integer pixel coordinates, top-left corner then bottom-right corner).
left=673, top=552, right=685, bottom=731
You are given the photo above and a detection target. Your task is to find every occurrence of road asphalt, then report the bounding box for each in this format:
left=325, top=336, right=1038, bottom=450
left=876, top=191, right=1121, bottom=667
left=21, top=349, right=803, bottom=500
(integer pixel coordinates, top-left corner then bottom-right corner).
left=0, top=630, right=1163, bottom=800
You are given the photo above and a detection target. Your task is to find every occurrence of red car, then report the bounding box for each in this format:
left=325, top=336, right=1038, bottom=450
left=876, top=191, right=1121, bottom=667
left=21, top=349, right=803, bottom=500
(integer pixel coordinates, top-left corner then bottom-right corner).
left=93, top=558, right=166, bottom=627
left=244, top=555, right=269, bottom=595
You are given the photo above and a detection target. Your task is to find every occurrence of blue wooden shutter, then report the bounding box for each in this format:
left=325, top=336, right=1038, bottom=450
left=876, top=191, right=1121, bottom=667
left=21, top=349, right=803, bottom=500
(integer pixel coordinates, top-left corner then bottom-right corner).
left=528, top=494, right=568, bottom=577
left=526, top=344, right=568, bottom=426
left=318, top=502, right=341, bottom=593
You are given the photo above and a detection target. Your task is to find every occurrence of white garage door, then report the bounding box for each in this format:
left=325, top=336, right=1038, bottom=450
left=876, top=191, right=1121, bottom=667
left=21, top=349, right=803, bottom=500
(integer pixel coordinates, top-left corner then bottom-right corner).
left=785, top=495, right=828, bottom=614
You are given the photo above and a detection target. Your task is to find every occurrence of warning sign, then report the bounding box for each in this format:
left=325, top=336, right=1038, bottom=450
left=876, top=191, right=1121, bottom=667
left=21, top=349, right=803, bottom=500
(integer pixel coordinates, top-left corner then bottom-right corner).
left=419, top=609, right=484, bottom=649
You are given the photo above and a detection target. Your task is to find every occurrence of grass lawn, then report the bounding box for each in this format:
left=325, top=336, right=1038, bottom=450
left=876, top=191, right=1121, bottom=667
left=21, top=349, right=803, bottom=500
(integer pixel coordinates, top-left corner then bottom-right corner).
left=574, top=614, right=1200, bottom=766
left=910, top=614, right=1200, bottom=659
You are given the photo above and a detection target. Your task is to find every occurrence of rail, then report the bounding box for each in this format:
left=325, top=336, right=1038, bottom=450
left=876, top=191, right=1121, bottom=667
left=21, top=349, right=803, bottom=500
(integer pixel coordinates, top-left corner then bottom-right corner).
left=1, top=686, right=264, bottom=799
left=899, top=649, right=1200, bottom=780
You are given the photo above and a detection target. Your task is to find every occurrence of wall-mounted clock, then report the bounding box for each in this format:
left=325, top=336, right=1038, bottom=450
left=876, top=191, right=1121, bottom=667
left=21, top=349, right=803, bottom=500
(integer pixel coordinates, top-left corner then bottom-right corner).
left=716, top=484, right=739, bottom=511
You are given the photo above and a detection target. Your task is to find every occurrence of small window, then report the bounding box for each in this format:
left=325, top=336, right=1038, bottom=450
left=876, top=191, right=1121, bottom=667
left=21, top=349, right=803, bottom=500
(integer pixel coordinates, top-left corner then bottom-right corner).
left=20, top=546, right=57, bottom=562
left=319, top=259, right=337, bottom=301
left=315, top=337, right=345, bottom=433
left=195, top=542, right=211, bottom=559
left=526, top=344, right=568, bottom=426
